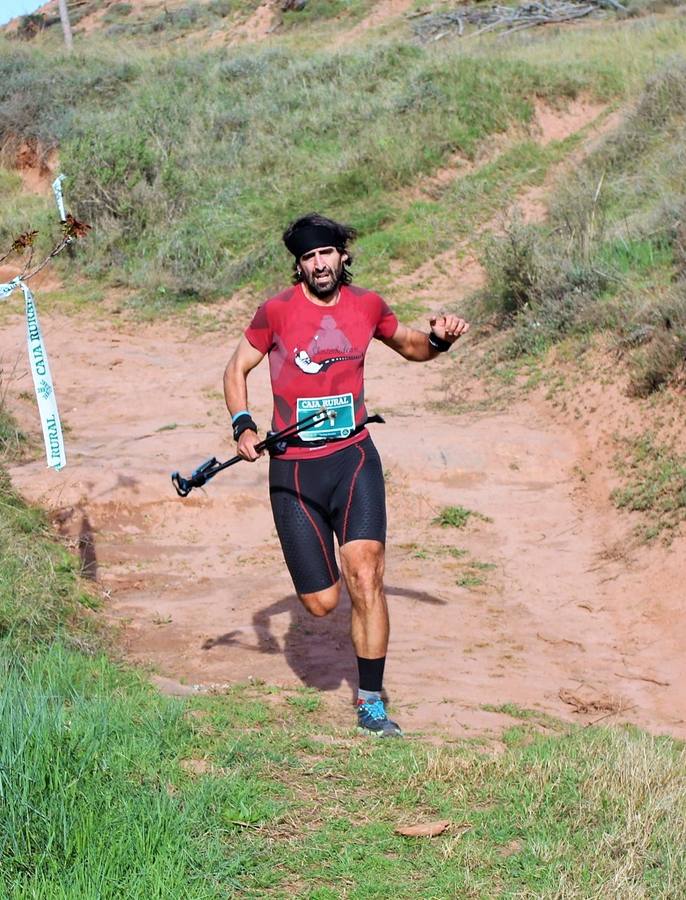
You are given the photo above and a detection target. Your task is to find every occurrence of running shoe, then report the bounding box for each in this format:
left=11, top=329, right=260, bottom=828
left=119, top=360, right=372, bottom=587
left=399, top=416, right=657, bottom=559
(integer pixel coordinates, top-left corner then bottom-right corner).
left=356, top=696, right=403, bottom=738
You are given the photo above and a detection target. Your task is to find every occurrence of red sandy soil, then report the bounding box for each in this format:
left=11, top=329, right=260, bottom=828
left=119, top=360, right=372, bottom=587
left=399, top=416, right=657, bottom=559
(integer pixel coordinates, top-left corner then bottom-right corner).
left=0, top=98, right=683, bottom=742
left=333, top=0, right=415, bottom=46
left=13, top=142, right=59, bottom=195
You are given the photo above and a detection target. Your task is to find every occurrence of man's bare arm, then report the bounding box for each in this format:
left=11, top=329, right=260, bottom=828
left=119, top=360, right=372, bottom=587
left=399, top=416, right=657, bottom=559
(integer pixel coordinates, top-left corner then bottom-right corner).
left=381, top=314, right=470, bottom=361
left=223, top=337, right=266, bottom=461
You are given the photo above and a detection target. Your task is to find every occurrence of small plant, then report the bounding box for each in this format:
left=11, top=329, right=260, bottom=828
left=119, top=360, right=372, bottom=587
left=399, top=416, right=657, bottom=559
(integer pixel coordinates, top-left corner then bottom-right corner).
left=457, top=574, right=485, bottom=588
left=622, top=290, right=686, bottom=397
left=455, top=558, right=496, bottom=589
left=445, top=547, right=468, bottom=558
left=482, top=217, right=539, bottom=319
left=433, top=505, right=492, bottom=528
left=0, top=386, right=27, bottom=459
left=483, top=703, right=541, bottom=720
left=102, top=3, right=134, bottom=24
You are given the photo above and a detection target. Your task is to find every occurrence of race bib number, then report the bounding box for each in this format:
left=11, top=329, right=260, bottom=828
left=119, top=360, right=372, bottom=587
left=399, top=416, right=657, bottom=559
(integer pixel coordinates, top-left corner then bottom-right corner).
left=297, top=393, right=356, bottom=441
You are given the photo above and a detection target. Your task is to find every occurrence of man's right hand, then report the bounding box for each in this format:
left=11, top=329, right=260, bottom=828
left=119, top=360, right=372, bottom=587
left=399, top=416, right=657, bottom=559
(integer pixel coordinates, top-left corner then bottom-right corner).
left=237, top=429, right=263, bottom=462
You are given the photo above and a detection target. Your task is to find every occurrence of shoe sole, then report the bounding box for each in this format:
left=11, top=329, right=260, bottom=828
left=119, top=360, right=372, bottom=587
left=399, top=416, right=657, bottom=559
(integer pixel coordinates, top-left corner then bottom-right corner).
left=357, top=725, right=404, bottom=738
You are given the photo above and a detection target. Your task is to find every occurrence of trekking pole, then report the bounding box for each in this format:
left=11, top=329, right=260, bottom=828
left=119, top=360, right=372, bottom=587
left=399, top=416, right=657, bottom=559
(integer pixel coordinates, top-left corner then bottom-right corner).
left=171, top=410, right=385, bottom=498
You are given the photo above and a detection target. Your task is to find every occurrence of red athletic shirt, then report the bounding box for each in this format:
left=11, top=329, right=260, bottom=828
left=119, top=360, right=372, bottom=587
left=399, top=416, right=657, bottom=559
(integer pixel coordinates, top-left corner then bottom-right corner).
left=244, top=283, right=399, bottom=460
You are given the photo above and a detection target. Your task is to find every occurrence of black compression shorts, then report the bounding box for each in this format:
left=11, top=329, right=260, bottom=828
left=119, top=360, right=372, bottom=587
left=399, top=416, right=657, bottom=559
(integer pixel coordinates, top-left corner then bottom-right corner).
left=268, top=436, right=386, bottom=595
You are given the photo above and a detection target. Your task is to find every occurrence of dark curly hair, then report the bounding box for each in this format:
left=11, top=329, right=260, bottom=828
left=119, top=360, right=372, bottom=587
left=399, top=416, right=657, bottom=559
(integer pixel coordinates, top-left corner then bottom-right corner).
left=282, top=212, right=357, bottom=285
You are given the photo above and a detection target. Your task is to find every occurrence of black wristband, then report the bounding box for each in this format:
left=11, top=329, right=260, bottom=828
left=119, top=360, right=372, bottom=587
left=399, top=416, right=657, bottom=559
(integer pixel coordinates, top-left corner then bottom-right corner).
left=233, top=413, right=258, bottom=442
left=428, top=330, right=452, bottom=353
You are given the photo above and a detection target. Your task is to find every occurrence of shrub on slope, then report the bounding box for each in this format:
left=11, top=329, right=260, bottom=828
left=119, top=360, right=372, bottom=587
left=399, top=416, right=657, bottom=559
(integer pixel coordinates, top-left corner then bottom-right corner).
left=481, top=62, right=686, bottom=394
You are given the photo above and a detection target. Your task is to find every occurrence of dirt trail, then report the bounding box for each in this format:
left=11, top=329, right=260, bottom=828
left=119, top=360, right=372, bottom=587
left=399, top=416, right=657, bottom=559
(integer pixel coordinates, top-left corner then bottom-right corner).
left=1, top=98, right=683, bottom=741
left=0, top=295, right=682, bottom=740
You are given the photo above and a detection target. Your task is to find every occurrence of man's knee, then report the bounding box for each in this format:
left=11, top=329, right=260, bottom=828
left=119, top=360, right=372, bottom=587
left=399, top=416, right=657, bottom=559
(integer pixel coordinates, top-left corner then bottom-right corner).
left=298, top=582, right=341, bottom=617
left=345, top=567, right=382, bottom=600
left=341, top=541, right=385, bottom=600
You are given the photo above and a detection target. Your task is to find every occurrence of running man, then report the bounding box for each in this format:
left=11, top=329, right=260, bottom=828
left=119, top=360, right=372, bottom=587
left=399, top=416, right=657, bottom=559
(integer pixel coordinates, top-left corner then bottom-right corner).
left=224, top=213, right=469, bottom=737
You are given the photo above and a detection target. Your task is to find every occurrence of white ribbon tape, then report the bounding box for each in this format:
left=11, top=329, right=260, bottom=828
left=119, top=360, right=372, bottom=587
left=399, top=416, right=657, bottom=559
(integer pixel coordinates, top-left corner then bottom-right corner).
left=0, top=279, right=66, bottom=470
left=52, top=173, right=67, bottom=221
left=23, top=283, right=66, bottom=470
left=0, top=278, right=21, bottom=300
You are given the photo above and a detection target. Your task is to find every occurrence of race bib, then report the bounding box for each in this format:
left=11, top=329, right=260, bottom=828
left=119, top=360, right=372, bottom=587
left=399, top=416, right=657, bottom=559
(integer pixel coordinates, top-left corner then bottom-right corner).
left=297, top=393, right=356, bottom=441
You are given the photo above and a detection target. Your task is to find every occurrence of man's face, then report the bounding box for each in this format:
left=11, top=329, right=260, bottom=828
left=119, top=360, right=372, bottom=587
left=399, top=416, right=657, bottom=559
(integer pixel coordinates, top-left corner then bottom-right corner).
left=299, top=246, right=346, bottom=299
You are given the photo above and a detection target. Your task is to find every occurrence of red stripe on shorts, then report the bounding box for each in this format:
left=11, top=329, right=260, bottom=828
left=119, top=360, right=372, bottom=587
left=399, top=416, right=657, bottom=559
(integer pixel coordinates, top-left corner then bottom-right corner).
left=294, top=461, right=336, bottom=587
left=343, top=444, right=366, bottom=543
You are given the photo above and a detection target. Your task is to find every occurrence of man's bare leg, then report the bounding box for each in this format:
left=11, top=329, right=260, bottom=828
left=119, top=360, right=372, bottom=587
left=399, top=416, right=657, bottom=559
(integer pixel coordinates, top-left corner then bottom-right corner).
left=339, top=539, right=389, bottom=658
left=340, top=539, right=401, bottom=736
left=295, top=539, right=388, bottom=645
left=295, top=539, right=400, bottom=736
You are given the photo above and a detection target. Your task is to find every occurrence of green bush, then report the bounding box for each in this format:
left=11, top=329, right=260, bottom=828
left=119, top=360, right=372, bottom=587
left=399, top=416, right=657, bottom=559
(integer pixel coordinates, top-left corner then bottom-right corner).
left=620, top=290, right=686, bottom=396
left=208, top=0, right=233, bottom=15
left=16, top=13, right=46, bottom=40
left=102, top=2, right=134, bottom=23
left=480, top=217, right=606, bottom=355
left=479, top=62, right=686, bottom=383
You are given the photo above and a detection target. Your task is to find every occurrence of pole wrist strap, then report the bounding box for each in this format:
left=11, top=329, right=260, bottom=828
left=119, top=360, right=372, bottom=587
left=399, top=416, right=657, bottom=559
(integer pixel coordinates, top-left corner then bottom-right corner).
left=233, top=413, right=258, bottom=442
left=428, top=330, right=452, bottom=353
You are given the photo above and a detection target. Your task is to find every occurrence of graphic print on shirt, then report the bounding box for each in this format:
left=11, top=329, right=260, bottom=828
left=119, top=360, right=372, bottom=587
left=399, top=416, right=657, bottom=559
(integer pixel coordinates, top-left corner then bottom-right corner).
left=293, top=315, right=362, bottom=376
left=293, top=315, right=360, bottom=440
left=293, top=349, right=351, bottom=374
left=244, top=285, right=399, bottom=458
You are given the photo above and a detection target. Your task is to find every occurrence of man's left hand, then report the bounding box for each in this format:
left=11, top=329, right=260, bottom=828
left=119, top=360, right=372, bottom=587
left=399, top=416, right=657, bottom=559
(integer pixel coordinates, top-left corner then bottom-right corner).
left=429, top=314, right=470, bottom=344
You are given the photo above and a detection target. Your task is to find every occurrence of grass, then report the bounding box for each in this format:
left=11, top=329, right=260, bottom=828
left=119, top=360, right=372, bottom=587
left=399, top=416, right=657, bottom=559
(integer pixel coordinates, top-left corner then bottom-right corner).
left=403, top=537, right=496, bottom=588
left=0, top=401, right=685, bottom=894
left=0, top=374, right=27, bottom=459
left=484, top=702, right=544, bottom=720
left=0, top=165, right=64, bottom=266
left=281, top=0, right=372, bottom=28
left=456, top=573, right=485, bottom=588
left=4, top=650, right=686, bottom=896
left=612, top=433, right=686, bottom=541
left=0, top=405, right=92, bottom=645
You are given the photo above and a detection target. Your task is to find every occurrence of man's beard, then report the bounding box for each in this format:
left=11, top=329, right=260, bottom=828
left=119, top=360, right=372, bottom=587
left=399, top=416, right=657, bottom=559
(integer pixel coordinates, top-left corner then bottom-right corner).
left=303, top=263, right=343, bottom=299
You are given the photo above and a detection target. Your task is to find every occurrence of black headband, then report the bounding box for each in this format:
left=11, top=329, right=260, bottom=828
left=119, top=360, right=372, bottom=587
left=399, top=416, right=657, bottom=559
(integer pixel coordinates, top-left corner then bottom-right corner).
left=284, top=224, right=341, bottom=260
